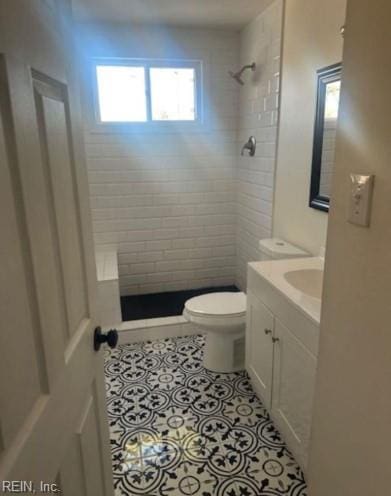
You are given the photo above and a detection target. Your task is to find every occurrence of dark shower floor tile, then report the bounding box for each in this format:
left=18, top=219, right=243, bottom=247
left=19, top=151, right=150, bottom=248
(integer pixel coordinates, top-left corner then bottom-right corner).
left=121, top=285, right=239, bottom=321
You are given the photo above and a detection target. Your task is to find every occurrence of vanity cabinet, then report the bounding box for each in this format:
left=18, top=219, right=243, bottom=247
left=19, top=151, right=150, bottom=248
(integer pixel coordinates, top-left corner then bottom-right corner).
left=246, top=290, right=317, bottom=470
left=246, top=293, right=274, bottom=409
left=272, top=318, right=317, bottom=469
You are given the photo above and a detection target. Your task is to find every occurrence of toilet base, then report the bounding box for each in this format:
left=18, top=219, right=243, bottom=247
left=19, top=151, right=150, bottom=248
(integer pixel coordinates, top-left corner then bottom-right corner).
left=203, top=327, right=245, bottom=373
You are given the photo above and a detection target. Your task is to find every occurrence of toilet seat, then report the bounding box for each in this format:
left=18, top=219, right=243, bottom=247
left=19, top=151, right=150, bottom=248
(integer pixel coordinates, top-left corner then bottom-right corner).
left=183, top=292, right=246, bottom=330
left=184, top=292, right=246, bottom=318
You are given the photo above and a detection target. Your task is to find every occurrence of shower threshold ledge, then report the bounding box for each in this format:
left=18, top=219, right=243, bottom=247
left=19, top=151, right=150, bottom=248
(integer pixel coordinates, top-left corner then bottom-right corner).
left=117, top=286, right=240, bottom=345
left=120, top=285, right=239, bottom=321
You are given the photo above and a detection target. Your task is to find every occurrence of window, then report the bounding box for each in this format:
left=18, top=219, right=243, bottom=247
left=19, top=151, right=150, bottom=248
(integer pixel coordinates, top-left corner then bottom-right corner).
left=94, top=60, right=201, bottom=124
left=324, top=80, right=341, bottom=120
left=96, top=66, right=147, bottom=122
left=150, top=68, right=196, bottom=121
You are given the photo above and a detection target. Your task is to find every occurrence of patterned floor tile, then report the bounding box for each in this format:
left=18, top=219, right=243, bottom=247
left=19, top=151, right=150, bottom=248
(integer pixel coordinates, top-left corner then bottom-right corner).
left=222, top=395, right=269, bottom=427
left=158, top=457, right=220, bottom=496
left=245, top=446, right=307, bottom=494
left=148, top=366, right=187, bottom=391
left=105, top=335, right=307, bottom=496
left=152, top=405, right=199, bottom=442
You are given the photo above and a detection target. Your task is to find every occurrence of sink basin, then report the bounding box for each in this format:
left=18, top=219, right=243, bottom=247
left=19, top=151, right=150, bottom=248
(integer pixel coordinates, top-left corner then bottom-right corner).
left=284, top=269, right=323, bottom=299
left=249, top=257, right=323, bottom=324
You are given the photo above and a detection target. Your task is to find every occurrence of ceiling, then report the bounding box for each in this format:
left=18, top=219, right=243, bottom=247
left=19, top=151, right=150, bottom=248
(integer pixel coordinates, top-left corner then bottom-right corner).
left=71, top=0, right=274, bottom=30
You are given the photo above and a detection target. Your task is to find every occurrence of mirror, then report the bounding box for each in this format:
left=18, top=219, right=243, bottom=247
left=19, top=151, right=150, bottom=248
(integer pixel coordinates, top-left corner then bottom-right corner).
left=309, top=63, right=342, bottom=212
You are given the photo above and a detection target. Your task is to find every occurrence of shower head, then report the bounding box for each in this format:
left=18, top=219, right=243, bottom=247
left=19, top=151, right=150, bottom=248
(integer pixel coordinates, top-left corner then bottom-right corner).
left=228, top=62, right=256, bottom=85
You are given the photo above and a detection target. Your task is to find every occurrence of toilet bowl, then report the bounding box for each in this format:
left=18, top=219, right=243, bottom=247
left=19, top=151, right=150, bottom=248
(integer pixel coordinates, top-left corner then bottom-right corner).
left=183, top=292, right=247, bottom=373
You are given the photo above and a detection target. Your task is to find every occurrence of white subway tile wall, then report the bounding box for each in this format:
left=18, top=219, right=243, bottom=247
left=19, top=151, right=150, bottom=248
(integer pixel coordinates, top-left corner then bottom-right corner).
left=81, top=27, right=241, bottom=295
left=319, top=119, right=337, bottom=197
left=80, top=6, right=283, bottom=296
left=236, top=0, right=283, bottom=289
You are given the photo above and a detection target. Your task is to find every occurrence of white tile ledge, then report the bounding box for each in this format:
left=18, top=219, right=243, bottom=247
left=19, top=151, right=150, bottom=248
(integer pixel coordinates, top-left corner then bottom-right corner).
left=118, top=315, right=186, bottom=331
left=96, top=251, right=118, bottom=281
left=116, top=316, right=202, bottom=345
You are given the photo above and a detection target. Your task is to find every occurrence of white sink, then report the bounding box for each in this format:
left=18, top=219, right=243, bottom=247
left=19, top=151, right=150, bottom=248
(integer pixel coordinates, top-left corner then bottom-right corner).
left=248, top=257, right=324, bottom=324
left=284, top=268, right=323, bottom=299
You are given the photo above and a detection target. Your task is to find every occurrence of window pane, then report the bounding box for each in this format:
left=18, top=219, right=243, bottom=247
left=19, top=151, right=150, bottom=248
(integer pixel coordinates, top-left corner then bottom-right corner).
left=150, top=68, right=196, bottom=121
left=324, top=80, right=341, bottom=120
left=96, top=65, right=147, bottom=122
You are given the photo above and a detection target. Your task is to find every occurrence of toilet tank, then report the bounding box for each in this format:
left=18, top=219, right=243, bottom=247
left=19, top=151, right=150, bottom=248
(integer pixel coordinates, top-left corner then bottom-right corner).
left=259, top=238, right=310, bottom=261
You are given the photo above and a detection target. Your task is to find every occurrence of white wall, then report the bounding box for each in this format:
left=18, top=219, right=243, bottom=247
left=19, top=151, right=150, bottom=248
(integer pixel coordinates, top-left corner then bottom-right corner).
left=78, top=24, right=240, bottom=295
left=273, top=0, right=346, bottom=256
left=308, top=1, right=391, bottom=493
left=236, top=0, right=283, bottom=289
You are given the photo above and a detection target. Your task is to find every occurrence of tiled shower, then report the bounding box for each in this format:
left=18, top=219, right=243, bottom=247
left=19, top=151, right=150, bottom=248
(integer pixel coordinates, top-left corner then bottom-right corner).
left=79, top=0, right=283, bottom=297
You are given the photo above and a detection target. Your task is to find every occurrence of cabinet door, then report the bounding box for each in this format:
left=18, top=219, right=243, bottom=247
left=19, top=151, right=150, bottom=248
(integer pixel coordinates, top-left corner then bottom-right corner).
left=245, top=292, right=274, bottom=409
left=272, top=318, right=317, bottom=470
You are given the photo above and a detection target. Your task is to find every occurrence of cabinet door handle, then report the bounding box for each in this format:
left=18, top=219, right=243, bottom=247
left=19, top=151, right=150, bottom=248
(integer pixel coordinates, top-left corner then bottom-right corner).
left=264, top=328, right=272, bottom=335
left=272, top=337, right=279, bottom=343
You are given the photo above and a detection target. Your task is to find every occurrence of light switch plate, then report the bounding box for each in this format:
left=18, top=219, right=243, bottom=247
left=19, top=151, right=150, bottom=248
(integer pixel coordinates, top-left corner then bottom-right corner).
left=348, top=174, right=375, bottom=227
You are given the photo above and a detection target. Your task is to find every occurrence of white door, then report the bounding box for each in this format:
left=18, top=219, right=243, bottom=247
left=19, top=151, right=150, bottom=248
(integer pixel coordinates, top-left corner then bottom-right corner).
left=0, top=2, right=114, bottom=494
left=272, top=318, right=317, bottom=470
left=245, top=291, right=274, bottom=409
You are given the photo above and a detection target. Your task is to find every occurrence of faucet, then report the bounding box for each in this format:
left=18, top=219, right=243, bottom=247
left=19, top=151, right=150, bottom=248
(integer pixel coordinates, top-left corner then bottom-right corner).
left=241, top=136, right=256, bottom=156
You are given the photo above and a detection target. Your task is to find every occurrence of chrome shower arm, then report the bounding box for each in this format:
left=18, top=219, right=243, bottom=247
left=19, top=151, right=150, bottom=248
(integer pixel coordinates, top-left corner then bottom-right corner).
left=237, top=63, right=256, bottom=77
left=228, top=62, right=256, bottom=85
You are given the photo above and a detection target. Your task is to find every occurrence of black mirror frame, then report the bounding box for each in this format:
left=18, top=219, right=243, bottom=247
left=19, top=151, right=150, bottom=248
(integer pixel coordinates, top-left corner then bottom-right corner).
left=309, top=62, right=342, bottom=212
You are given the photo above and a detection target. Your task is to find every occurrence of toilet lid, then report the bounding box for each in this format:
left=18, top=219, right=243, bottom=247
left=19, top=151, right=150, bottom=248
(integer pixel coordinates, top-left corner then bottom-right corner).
left=185, top=292, right=246, bottom=317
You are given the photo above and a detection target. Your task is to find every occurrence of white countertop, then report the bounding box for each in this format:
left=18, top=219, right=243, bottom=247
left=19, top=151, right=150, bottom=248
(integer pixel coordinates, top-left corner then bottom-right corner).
left=248, top=257, right=323, bottom=325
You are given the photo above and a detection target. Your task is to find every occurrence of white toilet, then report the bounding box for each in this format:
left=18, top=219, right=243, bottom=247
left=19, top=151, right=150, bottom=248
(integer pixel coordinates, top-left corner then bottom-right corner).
left=183, top=238, right=309, bottom=373
left=183, top=292, right=247, bottom=373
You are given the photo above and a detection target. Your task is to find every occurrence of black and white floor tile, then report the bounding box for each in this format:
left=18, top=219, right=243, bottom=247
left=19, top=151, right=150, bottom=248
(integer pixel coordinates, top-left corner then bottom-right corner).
left=104, top=335, right=307, bottom=496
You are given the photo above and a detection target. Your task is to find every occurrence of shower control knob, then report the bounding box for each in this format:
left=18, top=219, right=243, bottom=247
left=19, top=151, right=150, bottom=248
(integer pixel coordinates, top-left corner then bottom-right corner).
left=94, top=326, right=119, bottom=351
left=264, top=329, right=272, bottom=335
left=272, top=337, right=280, bottom=343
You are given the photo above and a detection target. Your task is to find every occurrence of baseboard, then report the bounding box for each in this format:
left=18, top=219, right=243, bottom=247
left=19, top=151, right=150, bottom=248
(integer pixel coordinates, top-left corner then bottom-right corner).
left=116, top=315, right=203, bottom=344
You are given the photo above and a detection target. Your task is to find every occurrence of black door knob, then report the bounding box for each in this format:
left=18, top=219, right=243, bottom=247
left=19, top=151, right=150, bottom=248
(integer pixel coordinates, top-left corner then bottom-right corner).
left=94, top=326, right=119, bottom=351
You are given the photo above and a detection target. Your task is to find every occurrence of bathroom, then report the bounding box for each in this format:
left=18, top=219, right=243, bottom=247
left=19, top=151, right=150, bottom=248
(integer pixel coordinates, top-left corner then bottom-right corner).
left=80, top=0, right=341, bottom=330
left=0, top=1, right=390, bottom=495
